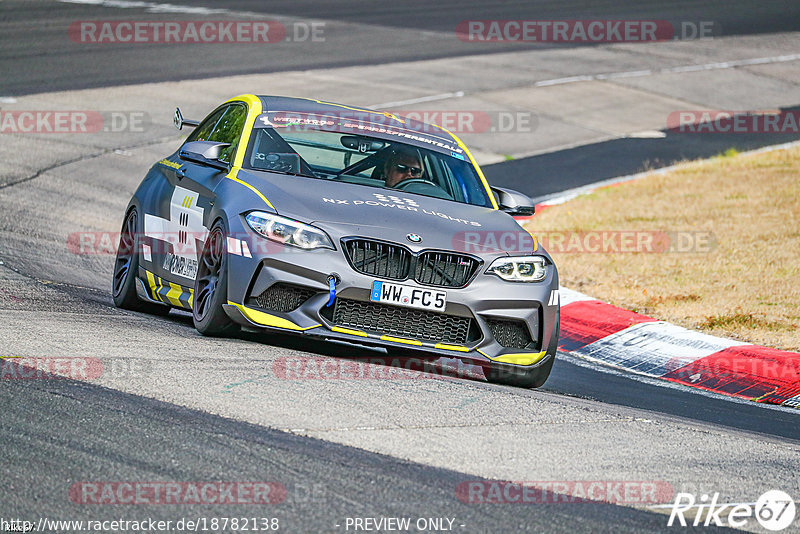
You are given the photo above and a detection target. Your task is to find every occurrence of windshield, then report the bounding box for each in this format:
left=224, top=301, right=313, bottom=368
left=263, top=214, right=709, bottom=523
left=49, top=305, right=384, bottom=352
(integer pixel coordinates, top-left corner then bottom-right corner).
left=245, top=126, right=493, bottom=208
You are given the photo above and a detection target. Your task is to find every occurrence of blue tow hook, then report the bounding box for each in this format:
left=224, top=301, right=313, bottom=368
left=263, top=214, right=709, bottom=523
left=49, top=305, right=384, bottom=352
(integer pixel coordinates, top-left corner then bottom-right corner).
left=326, top=274, right=338, bottom=307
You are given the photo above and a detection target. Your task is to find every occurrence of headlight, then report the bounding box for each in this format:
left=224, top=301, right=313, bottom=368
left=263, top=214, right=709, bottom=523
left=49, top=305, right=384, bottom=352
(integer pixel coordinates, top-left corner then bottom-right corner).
left=487, top=256, right=547, bottom=282
left=245, top=211, right=333, bottom=250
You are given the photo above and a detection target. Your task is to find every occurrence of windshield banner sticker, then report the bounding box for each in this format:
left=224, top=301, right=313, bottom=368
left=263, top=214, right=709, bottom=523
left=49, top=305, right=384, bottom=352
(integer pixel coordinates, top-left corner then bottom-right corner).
left=256, top=111, right=463, bottom=154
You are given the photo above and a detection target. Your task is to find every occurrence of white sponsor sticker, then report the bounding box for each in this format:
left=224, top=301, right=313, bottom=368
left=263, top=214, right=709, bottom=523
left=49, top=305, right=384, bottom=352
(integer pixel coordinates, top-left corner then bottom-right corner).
left=144, top=185, right=207, bottom=280
left=163, top=252, right=198, bottom=279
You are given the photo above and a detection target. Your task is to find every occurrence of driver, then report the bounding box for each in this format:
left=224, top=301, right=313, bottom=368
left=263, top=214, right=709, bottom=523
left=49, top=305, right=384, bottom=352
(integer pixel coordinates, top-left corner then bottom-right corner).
left=383, top=149, right=424, bottom=188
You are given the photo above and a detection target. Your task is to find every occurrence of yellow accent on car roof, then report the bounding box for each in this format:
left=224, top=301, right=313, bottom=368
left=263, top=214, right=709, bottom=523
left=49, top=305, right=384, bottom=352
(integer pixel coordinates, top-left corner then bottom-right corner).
left=224, top=93, right=262, bottom=168
left=297, top=98, right=404, bottom=122
left=222, top=94, right=275, bottom=210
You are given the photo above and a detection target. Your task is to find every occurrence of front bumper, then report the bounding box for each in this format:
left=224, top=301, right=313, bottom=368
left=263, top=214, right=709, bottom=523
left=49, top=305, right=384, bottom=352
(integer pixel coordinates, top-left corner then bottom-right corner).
left=223, top=227, right=560, bottom=368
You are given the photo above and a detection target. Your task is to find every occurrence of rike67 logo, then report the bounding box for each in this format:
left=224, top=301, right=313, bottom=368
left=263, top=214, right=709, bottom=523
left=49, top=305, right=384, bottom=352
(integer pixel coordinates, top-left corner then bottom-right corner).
left=668, top=490, right=795, bottom=531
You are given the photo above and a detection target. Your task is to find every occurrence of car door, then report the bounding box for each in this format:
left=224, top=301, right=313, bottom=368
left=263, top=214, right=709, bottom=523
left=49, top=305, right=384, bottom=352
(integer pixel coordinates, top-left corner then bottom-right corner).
left=144, top=103, right=248, bottom=301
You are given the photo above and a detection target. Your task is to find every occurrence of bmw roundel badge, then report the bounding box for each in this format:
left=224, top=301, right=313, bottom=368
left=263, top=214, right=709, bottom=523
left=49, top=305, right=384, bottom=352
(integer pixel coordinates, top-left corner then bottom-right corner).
left=406, top=233, right=422, bottom=243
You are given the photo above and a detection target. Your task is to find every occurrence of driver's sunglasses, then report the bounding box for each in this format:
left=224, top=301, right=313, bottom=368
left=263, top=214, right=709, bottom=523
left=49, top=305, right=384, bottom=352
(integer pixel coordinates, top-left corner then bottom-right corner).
left=394, top=164, right=423, bottom=177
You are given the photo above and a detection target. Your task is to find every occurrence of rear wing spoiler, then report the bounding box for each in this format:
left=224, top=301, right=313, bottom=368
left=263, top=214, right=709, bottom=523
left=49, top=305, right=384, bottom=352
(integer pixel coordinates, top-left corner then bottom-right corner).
left=173, top=107, right=199, bottom=130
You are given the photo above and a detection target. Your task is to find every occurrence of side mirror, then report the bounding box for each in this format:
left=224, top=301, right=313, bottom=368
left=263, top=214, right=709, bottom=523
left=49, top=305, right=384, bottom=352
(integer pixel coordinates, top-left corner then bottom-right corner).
left=179, top=141, right=230, bottom=171
left=491, top=187, right=536, bottom=216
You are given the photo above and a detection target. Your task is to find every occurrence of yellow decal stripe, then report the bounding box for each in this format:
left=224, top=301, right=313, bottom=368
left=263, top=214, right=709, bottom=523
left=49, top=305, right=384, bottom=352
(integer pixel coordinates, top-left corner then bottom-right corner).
left=487, top=351, right=548, bottom=366
left=221, top=94, right=275, bottom=210
left=226, top=167, right=274, bottom=209
left=175, top=285, right=193, bottom=310
left=434, top=343, right=470, bottom=352
left=165, top=282, right=183, bottom=307
left=525, top=228, right=539, bottom=252
left=298, top=98, right=390, bottom=116
left=225, top=94, right=262, bottom=169
left=154, top=275, right=166, bottom=303
left=380, top=335, right=423, bottom=346
left=145, top=271, right=160, bottom=301
left=331, top=326, right=368, bottom=337
left=144, top=269, right=194, bottom=309
left=158, top=158, right=182, bottom=170
left=228, top=302, right=320, bottom=331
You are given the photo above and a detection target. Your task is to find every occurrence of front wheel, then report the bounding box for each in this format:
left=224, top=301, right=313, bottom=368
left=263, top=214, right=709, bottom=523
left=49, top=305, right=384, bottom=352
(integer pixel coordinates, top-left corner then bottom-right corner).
left=193, top=220, right=238, bottom=336
left=486, top=355, right=554, bottom=388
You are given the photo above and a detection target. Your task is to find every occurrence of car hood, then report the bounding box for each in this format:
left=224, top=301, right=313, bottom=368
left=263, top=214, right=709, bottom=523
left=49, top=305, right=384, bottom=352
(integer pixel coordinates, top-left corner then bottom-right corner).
left=237, top=169, right=540, bottom=256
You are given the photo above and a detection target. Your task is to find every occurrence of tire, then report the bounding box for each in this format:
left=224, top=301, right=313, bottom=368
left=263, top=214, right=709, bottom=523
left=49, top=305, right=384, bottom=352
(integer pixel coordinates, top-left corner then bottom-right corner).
left=487, top=354, right=555, bottom=388
left=112, top=207, right=171, bottom=315
left=193, top=220, right=239, bottom=336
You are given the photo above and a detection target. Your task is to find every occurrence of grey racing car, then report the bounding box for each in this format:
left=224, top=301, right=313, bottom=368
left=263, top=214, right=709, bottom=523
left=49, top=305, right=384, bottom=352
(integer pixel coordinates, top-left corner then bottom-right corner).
left=112, top=95, right=560, bottom=387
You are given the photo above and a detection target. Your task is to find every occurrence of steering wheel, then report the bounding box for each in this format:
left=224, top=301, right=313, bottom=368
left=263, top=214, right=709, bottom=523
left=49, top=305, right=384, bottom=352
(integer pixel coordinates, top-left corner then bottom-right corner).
left=259, top=154, right=295, bottom=172
left=394, top=178, right=436, bottom=189
left=393, top=178, right=454, bottom=200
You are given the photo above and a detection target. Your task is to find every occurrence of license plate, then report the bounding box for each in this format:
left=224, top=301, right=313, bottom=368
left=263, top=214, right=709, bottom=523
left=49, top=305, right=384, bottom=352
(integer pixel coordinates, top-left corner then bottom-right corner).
left=370, top=281, right=446, bottom=312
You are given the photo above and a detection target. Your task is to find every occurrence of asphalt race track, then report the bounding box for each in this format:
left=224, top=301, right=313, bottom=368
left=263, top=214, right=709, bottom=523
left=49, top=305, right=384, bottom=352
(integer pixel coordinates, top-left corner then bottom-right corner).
left=1, top=1, right=799, bottom=533
left=3, top=0, right=799, bottom=95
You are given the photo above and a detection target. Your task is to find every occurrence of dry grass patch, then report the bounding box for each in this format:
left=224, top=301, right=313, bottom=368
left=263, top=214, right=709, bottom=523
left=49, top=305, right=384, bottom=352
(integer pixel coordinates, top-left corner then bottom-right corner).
left=526, top=146, right=800, bottom=351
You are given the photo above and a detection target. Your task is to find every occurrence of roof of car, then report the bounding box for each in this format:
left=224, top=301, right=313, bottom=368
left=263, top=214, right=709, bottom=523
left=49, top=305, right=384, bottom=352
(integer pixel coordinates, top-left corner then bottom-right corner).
left=255, top=95, right=464, bottom=155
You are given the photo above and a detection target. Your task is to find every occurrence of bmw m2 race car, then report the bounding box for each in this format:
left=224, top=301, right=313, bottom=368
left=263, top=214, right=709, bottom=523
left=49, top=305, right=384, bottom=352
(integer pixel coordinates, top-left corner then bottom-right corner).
left=112, top=95, right=560, bottom=387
